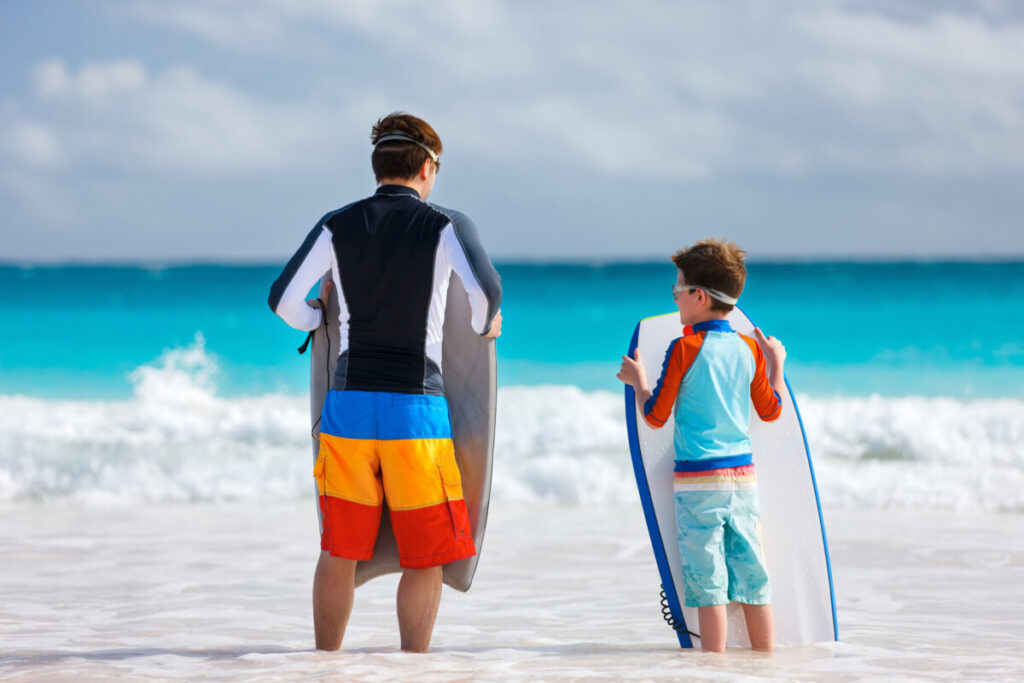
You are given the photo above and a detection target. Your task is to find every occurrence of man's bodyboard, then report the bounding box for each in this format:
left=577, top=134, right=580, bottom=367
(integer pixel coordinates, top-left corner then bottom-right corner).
left=309, top=273, right=496, bottom=591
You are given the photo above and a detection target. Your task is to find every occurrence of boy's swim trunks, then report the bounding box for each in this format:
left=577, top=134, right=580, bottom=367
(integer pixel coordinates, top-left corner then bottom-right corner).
left=313, top=390, right=476, bottom=568
left=673, top=465, right=771, bottom=607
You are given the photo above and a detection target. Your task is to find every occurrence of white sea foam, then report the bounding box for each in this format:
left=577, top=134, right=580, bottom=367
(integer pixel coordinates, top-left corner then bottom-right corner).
left=2, top=340, right=1023, bottom=511
left=797, top=396, right=1024, bottom=512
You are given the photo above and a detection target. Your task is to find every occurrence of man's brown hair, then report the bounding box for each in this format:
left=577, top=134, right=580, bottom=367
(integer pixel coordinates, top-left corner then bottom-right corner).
left=370, top=112, right=443, bottom=182
left=671, top=238, right=747, bottom=312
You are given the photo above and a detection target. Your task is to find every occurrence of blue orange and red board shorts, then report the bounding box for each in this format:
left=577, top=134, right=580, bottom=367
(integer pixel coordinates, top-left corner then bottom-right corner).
left=313, top=390, right=476, bottom=569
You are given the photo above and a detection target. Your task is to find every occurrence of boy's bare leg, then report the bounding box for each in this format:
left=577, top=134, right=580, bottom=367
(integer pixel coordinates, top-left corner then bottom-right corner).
left=697, top=604, right=728, bottom=652
left=741, top=603, right=774, bottom=651
left=313, top=552, right=356, bottom=651
left=396, top=566, right=443, bottom=652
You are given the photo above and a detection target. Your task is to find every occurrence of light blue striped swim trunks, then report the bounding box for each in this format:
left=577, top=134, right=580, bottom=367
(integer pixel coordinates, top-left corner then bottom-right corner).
left=673, top=465, right=771, bottom=608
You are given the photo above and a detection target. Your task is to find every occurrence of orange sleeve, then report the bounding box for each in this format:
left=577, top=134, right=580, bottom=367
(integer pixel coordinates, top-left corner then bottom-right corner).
left=741, top=334, right=783, bottom=422
left=643, top=334, right=702, bottom=428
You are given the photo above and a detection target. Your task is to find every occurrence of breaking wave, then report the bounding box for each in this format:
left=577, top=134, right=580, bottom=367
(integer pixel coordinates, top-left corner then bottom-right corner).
left=2, top=338, right=1022, bottom=512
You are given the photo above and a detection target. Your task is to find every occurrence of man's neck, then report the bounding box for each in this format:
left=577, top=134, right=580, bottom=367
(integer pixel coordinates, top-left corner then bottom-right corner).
left=378, top=177, right=426, bottom=199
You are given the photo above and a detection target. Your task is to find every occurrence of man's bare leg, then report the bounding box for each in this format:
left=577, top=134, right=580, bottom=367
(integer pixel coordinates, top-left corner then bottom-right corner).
left=741, top=603, right=774, bottom=651
left=697, top=604, right=728, bottom=653
left=396, top=566, right=442, bottom=652
left=313, top=551, right=356, bottom=651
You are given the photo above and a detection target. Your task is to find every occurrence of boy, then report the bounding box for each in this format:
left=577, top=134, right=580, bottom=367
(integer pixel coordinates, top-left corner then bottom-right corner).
left=616, top=238, right=786, bottom=653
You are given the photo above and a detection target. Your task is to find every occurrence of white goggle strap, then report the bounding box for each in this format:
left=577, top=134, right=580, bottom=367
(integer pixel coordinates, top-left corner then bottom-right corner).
left=374, top=133, right=439, bottom=163
left=701, top=287, right=739, bottom=306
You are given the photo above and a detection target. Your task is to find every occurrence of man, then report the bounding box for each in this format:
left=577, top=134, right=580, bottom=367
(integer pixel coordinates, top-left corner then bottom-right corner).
left=268, top=112, right=502, bottom=652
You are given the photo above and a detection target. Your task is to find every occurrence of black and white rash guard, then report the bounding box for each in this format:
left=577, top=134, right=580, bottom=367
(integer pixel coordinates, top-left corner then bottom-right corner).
left=268, top=185, right=502, bottom=396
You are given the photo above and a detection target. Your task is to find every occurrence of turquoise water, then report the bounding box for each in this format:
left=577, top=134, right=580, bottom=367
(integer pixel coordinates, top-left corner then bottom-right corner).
left=1, top=261, right=1022, bottom=399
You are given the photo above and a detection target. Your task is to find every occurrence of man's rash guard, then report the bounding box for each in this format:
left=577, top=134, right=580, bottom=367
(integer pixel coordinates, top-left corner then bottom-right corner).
left=268, top=184, right=502, bottom=395
left=643, top=319, right=782, bottom=472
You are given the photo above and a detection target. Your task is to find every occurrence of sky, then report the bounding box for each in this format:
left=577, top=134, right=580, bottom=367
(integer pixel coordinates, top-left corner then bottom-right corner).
left=1, top=0, right=1023, bottom=262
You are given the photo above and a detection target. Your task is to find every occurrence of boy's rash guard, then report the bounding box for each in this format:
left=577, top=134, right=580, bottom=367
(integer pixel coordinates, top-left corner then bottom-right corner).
left=643, top=319, right=782, bottom=470
left=268, top=185, right=502, bottom=395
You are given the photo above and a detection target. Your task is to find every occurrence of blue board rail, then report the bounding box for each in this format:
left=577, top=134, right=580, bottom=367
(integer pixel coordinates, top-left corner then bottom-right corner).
left=624, top=321, right=693, bottom=648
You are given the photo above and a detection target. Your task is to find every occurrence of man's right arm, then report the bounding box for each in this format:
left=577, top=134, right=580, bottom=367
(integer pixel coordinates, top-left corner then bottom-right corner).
left=268, top=225, right=333, bottom=331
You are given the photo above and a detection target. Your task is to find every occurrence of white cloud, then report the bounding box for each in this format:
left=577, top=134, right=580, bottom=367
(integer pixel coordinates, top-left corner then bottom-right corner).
left=3, top=1, right=1024, bottom=260
left=796, top=9, right=1024, bottom=79
left=10, top=2, right=1022, bottom=206
left=119, top=1, right=1024, bottom=179
left=32, top=60, right=71, bottom=97
left=129, top=1, right=293, bottom=54
left=34, top=59, right=147, bottom=99
left=6, top=121, right=62, bottom=168
left=131, top=0, right=540, bottom=82
left=14, top=58, right=350, bottom=176
left=793, top=8, right=1024, bottom=173
left=12, top=3, right=1024, bottom=182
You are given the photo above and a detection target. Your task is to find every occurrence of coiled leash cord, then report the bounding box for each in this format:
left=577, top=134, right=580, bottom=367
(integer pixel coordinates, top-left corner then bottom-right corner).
left=297, top=297, right=330, bottom=440
left=660, top=585, right=701, bottom=640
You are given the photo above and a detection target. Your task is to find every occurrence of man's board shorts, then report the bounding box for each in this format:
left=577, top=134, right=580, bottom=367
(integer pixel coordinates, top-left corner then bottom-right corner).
left=673, top=464, right=771, bottom=607
left=313, top=390, right=476, bottom=569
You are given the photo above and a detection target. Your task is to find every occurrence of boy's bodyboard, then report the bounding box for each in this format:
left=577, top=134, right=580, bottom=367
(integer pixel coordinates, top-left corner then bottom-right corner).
left=624, top=310, right=837, bottom=647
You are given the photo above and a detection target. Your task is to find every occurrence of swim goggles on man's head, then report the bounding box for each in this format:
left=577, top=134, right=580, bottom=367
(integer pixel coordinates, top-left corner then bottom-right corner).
left=375, top=132, right=441, bottom=170
left=672, top=283, right=739, bottom=305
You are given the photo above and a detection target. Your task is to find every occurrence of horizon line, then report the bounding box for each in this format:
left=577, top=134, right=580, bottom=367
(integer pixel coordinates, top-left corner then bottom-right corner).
left=3, top=255, right=1024, bottom=268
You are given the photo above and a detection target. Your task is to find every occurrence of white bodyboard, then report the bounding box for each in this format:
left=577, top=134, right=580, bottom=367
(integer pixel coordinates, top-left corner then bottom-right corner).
left=626, top=310, right=837, bottom=647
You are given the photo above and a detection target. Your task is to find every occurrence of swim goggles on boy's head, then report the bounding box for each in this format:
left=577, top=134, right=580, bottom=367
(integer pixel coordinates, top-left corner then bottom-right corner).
left=374, top=132, right=441, bottom=171
left=672, top=283, right=739, bottom=306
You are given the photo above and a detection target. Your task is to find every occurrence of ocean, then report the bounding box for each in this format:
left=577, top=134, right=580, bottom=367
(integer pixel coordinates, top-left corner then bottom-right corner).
left=4, top=260, right=1024, bottom=399
left=3, top=261, right=1024, bottom=680
left=2, top=261, right=1022, bottom=510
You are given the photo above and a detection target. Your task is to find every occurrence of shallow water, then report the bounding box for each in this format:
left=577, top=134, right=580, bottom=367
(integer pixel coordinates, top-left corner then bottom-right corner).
left=3, top=502, right=1022, bottom=680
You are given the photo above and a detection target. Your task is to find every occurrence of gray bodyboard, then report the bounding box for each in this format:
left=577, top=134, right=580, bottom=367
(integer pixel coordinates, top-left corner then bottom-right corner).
left=309, top=273, right=496, bottom=592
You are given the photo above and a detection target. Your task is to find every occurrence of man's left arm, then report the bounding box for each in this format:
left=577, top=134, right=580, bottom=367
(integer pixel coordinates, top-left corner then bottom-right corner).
left=439, top=211, right=502, bottom=336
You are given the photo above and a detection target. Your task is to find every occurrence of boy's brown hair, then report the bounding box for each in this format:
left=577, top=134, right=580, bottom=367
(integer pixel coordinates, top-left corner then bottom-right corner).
left=671, top=238, right=747, bottom=313
left=370, top=112, right=443, bottom=182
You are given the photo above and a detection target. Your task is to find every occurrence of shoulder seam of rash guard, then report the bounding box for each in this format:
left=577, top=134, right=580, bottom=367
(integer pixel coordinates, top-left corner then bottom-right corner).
left=430, top=205, right=484, bottom=291
left=268, top=211, right=338, bottom=314
left=429, top=203, right=502, bottom=331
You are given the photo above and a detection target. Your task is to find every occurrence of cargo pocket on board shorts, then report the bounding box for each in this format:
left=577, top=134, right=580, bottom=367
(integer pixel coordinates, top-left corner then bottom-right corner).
left=437, top=452, right=472, bottom=541
left=313, top=452, right=326, bottom=495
